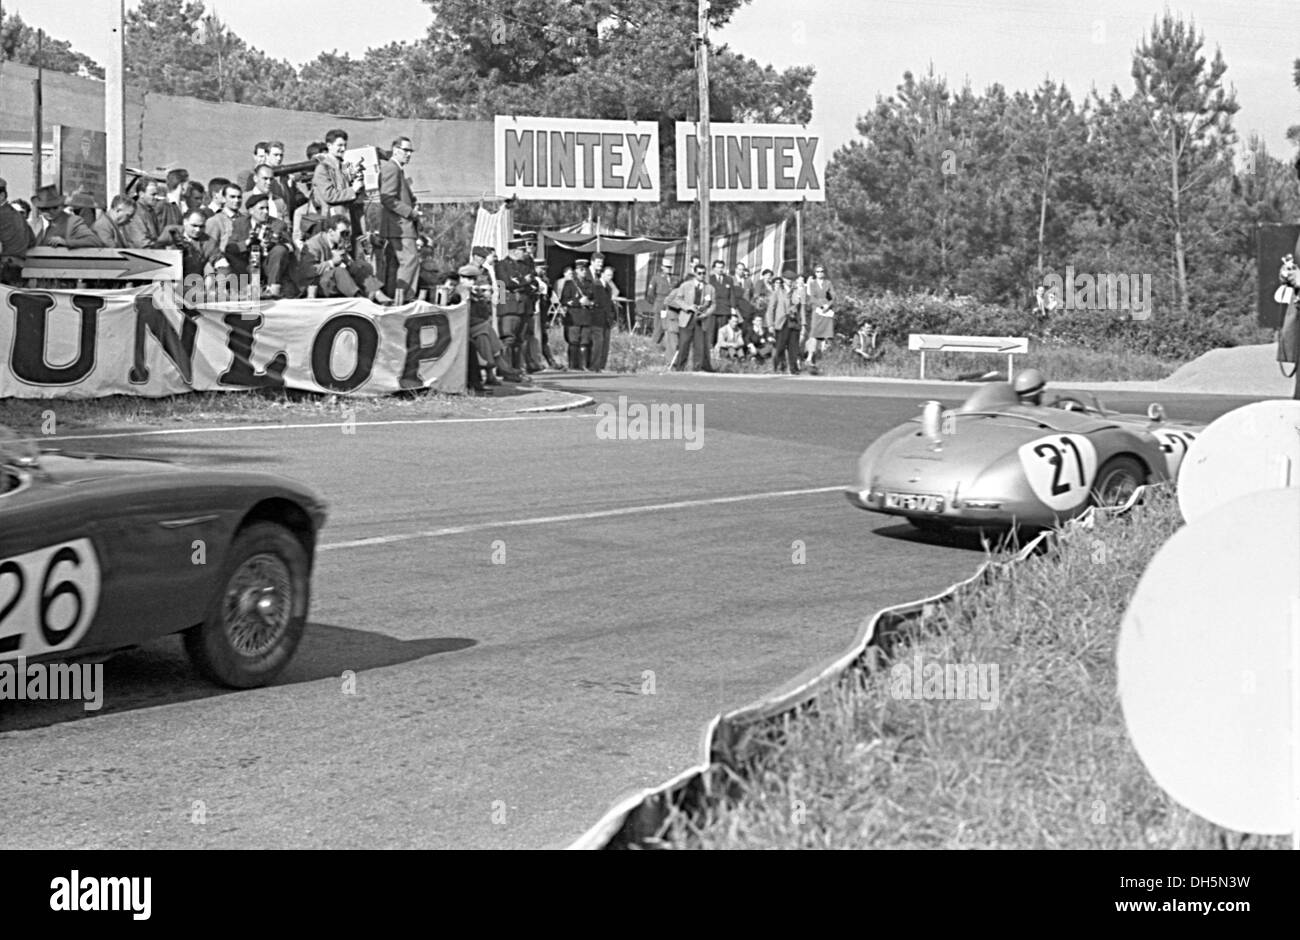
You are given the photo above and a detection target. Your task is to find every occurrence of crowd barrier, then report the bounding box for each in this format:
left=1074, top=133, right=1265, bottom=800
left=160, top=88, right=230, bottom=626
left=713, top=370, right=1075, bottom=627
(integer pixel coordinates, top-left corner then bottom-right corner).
left=0, top=283, right=469, bottom=398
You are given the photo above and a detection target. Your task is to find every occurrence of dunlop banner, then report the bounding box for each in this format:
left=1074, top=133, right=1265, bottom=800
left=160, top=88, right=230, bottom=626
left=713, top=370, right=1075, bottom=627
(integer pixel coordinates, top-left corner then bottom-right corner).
left=495, top=116, right=661, bottom=202
left=0, top=284, right=468, bottom=399
left=675, top=122, right=826, bottom=202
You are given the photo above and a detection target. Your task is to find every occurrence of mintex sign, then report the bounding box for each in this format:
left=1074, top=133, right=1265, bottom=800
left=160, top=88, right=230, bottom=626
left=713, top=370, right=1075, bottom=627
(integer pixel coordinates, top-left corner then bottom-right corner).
left=675, top=122, right=826, bottom=202
left=495, top=116, right=660, bottom=202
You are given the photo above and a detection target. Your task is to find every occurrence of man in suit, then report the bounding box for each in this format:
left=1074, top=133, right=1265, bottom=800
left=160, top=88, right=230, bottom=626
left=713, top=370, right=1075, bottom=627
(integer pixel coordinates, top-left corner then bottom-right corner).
left=92, top=195, right=137, bottom=248
left=379, top=135, right=421, bottom=299
left=298, top=216, right=391, bottom=303
left=244, top=165, right=289, bottom=222
left=235, top=141, right=270, bottom=192
left=125, top=179, right=165, bottom=248
left=31, top=186, right=103, bottom=248
left=157, top=210, right=223, bottom=289
left=645, top=257, right=677, bottom=356
left=668, top=261, right=717, bottom=372
left=708, top=258, right=736, bottom=350
left=155, top=168, right=190, bottom=232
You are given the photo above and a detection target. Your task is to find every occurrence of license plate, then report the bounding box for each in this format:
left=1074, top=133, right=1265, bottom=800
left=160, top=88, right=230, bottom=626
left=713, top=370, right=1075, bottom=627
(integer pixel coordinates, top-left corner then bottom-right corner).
left=884, top=492, right=944, bottom=513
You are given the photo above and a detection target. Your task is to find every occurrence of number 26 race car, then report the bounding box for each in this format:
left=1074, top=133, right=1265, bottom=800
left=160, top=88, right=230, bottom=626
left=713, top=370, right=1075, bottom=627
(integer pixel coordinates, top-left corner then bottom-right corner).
left=1, top=427, right=327, bottom=689
left=845, top=382, right=1203, bottom=531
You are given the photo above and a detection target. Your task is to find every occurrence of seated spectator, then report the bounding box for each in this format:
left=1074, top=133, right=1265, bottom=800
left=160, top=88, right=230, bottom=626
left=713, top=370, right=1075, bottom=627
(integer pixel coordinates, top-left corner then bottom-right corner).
left=447, top=263, right=527, bottom=387
left=714, top=312, right=746, bottom=359
left=125, top=179, right=165, bottom=248
left=244, top=164, right=288, bottom=221
left=92, top=195, right=136, bottom=248
left=0, top=177, right=34, bottom=266
left=201, top=177, right=229, bottom=220
left=157, top=210, right=222, bottom=292
left=228, top=194, right=298, bottom=298
left=31, top=185, right=103, bottom=247
left=204, top=182, right=243, bottom=254
left=298, top=216, right=391, bottom=303
left=744, top=314, right=775, bottom=362
left=67, top=190, right=99, bottom=228
left=155, top=169, right=190, bottom=231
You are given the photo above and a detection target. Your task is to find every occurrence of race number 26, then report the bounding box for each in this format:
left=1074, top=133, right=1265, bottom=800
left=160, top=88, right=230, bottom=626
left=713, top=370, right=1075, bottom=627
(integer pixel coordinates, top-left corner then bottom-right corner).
left=0, top=539, right=101, bottom=660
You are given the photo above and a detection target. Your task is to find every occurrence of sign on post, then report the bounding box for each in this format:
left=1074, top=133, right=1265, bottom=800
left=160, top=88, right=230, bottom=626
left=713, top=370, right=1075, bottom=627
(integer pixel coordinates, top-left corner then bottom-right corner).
left=55, top=126, right=108, bottom=210
left=907, top=334, right=1029, bottom=380
left=675, top=122, right=826, bottom=202
left=21, top=248, right=183, bottom=282
left=495, top=116, right=661, bottom=202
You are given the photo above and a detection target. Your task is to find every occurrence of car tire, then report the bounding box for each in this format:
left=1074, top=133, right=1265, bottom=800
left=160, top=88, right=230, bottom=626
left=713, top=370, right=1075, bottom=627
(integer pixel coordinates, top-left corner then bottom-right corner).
left=1090, top=455, right=1145, bottom=509
left=184, top=521, right=309, bottom=689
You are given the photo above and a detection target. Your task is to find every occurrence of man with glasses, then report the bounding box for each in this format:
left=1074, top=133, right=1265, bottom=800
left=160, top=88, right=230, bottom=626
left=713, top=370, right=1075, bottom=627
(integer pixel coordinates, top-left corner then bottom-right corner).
left=667, top=262, right=717, bottom=372
left=379, top=136, right=421, bottom=299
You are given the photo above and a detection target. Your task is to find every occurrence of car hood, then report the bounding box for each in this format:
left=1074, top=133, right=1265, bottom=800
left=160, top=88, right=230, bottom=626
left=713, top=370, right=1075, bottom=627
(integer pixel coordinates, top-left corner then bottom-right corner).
left=32, top=450, right=184, bottom=485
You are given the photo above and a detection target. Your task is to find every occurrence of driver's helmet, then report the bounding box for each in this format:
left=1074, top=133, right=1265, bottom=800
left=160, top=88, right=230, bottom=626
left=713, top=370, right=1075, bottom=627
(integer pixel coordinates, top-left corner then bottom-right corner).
left=1012, top=367, right=1046, bottom=405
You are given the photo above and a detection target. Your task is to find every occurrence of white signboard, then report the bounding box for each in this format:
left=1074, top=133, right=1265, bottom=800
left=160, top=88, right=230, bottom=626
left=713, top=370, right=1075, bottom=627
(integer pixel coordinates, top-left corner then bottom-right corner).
left=675, top=122, right=826, bottom=202
left=495, top=116, right=660, bottom=202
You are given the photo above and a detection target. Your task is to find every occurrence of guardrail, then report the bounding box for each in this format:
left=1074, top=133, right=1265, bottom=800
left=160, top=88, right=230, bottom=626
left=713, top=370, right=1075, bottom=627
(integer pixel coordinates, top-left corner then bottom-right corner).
left=569, top=490, right=1145, bottom=849
left=907, top=333, right=1028, bottom=380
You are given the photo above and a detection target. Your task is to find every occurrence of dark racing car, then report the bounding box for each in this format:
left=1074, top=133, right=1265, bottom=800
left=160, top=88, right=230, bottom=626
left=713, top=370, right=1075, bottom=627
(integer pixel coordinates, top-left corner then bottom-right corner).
left=0, top=427, right=327, bottom=688
left=845, top=383, right=1202, bottom=531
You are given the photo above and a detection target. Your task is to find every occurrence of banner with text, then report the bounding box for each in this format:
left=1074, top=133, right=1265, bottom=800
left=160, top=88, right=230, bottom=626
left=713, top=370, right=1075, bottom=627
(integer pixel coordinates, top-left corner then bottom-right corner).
left=496, top=116, right=661, bottom=202
left=0, top=285, right=468, bottom=399
left=675, top=122, right=825, bottom=202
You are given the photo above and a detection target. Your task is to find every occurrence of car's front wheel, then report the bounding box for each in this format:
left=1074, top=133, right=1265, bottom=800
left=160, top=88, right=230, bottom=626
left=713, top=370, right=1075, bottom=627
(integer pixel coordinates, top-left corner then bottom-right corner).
left=184, top=522, right=309, bottom=688
left=1090, top=456, right=1145, bottom=509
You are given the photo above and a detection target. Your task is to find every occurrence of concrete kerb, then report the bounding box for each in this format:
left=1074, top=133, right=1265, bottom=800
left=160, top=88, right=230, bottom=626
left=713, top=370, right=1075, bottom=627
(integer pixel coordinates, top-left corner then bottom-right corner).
left=568, top=489, right=1148, bottom=850
left=515, top=392, right=596, bottom=414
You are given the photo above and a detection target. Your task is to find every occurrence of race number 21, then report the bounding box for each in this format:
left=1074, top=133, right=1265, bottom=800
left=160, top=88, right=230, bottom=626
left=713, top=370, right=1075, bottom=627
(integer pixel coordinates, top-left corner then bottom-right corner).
left=1018, top=434, right=1099, bottom=512
left=0, top=539, right=101, bottom=660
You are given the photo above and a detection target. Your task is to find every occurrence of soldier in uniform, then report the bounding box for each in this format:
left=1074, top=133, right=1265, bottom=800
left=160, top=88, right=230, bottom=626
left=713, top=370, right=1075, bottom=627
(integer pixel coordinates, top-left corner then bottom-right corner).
left=587, top=253, right=615, bottom=373
left=497, top=237, right=538, bottom=371
left=709, top=259, right=737, bottom=351
left=529, top=256, right=560, bottom=371
left=560, top=257, right=597, bottom=370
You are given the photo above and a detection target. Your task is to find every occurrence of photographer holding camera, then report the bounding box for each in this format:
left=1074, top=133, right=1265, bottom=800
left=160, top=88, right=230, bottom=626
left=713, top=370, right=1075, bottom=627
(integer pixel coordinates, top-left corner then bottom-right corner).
left=312, top=129, right=365, bottom=244
left=298, top=216, right=391, bottom=303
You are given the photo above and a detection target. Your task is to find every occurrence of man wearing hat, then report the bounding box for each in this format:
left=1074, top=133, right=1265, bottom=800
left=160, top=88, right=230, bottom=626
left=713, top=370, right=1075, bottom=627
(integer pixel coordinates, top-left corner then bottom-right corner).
left=31, top=185, right=103, bottom=248
left=645, top=256, right=677, bottom=357
left=0, top=177, right=34, bottom=272
left=588, top=252, right=618, bottom=371
left=451, top=262, right=527, bottom=387
left=227, top=192, right=298, bottom=297
left=497, top=237, right=538, bottom=371
left=527, top=255, right=558, bottom=371
left=560, top=256, right=597, bottom=369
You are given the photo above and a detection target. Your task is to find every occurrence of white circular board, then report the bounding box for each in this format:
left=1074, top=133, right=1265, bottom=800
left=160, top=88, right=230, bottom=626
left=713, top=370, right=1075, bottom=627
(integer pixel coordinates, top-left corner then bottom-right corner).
left=1117, top=487, right=1299, bottom=835
left=1178, top=400, right=1300, bottom=524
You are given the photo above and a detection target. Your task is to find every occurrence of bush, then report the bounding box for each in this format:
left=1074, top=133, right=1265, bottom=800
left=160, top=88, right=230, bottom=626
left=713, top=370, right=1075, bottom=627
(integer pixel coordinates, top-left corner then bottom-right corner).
left=835, top=289, right=1267, bottom=363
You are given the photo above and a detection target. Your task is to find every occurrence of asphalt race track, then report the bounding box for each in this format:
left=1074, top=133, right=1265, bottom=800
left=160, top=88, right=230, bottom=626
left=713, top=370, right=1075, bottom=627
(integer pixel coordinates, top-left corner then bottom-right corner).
left=0, top=375, right=1254, bottom=849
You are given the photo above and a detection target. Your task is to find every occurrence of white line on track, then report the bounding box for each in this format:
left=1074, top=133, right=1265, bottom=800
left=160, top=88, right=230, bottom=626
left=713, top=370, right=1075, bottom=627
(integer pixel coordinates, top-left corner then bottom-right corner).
left=321, top=485, right=846, bottom=551
left=15, top=413, right=590, bottom=444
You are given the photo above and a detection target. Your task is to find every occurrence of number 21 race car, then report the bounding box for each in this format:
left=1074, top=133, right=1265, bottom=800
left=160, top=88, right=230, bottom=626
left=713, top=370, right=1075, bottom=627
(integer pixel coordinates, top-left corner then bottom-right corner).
left=1, top=427, right=327, bottom=689
left=845, top=383, right=1202, bottom=531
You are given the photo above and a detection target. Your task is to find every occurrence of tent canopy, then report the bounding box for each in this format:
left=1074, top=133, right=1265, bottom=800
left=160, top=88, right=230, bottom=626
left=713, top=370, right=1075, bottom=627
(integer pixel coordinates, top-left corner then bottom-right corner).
left=539, top=231, right=682, bottom=255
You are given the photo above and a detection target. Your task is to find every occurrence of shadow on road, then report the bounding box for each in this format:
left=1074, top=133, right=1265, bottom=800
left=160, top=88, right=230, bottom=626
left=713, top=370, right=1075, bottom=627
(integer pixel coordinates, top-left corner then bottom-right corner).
left=870, top=520, right=1032, bottom=555
left=0, top=623, right=475, bottom=733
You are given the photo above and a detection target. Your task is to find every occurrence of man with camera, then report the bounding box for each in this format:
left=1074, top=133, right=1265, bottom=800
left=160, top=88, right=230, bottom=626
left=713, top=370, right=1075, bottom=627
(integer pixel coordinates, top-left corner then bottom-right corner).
left=227, top=193, right=298, bottom=298
left=451, top=263, right=528, bottom=387
left=298, top=216, right=391, bottom=303
left=313, top=129, right=365, bottom=236
left=667, top=261, right=717, bottom=372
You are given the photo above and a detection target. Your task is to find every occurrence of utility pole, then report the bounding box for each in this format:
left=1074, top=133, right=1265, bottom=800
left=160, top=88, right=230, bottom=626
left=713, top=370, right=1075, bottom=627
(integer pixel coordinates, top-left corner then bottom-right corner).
left=695, top=0, right=710, bottom=267
left=31, top=28, right=42, bottom=199
left=107, top=0, right=125, bottom=201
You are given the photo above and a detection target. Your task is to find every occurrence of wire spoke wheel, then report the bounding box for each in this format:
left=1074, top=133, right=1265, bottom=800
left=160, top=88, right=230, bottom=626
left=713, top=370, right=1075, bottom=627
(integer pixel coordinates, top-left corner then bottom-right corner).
left=1092, top=456, right=1144, bottom=509
left=222, top=552, right=293, bottom=656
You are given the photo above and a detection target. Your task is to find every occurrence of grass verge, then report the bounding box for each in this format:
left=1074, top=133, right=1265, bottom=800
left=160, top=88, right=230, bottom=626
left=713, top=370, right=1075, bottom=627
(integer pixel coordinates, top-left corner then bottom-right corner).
left=601, top=330, right=1185, bottom=382
left=656, top=487, right=1282, bottom=849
